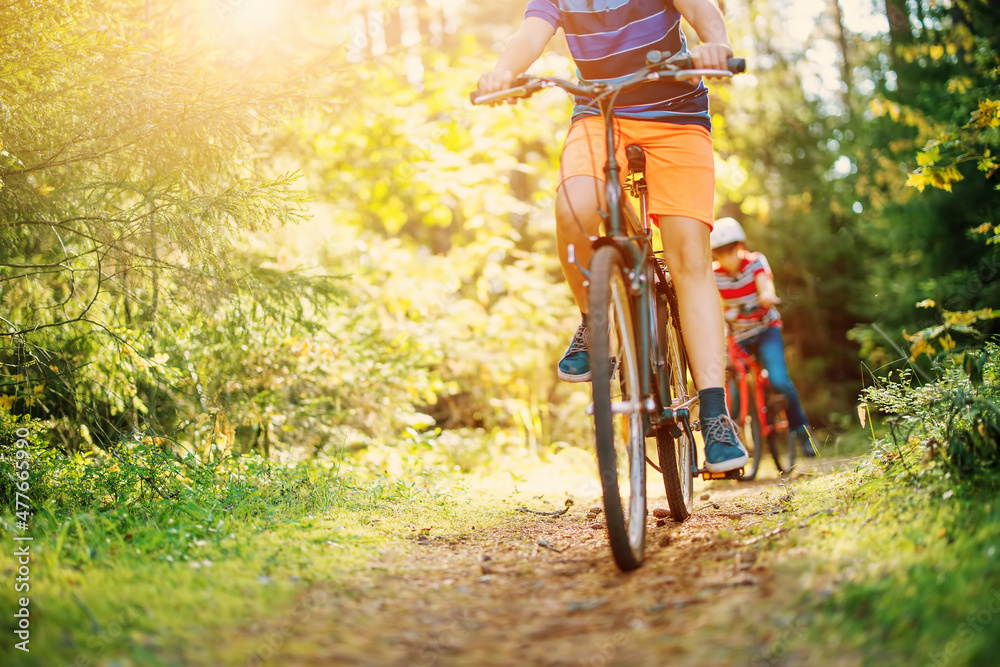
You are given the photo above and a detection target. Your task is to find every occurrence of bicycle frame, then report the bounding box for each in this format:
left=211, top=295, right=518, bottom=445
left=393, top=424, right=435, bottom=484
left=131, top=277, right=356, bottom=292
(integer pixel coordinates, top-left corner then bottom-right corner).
left=728, top=335, right=773, bottom=439
left=727, top=335, right=788, bottom=439
left=589, top=96, right=699, bottom=466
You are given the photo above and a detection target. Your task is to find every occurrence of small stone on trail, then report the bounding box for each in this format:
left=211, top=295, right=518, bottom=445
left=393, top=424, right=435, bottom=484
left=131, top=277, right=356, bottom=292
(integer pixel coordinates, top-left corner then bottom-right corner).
left=658, top=535, right=671, bottom=547
left=712, top=502, right=721, bottom=509
left=482, top=554, right=492, bottom=562
left=589, top=522, right=605, bottom=530
left=587, top=507, right=602, bottom=517
left=567, top=597, right=607, bottom=612
left=700, top=492, right=711, bottom=501
left=652, top=508, right=670, bottom=518
left=655, top=519, right=667, bottom=528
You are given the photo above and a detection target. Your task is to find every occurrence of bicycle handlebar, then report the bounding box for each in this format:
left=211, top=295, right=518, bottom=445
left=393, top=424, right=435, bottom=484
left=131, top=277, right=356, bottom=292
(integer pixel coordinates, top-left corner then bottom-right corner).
left=649, top=52, right=746, bottom=74
left=470, top=51, right=745, bottom=106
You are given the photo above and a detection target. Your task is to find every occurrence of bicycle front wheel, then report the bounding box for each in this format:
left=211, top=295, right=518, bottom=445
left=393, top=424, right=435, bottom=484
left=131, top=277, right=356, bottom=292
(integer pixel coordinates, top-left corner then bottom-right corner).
left=655, top=283, right=694, bottom=521
left=589, top=246, right=646, bottom=571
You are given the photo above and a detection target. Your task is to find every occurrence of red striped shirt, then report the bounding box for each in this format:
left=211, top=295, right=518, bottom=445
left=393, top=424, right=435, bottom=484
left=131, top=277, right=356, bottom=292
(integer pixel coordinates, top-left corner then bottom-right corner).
left=713, top=251, right=781, bottom=342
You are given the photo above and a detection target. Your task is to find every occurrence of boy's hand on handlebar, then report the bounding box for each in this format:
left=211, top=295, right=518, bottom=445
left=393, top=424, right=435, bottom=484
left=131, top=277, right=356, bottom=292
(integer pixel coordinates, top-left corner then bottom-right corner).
left=686, top=42, right=735, bottom=82
left=758, top=294, right=777, bottom=309
left=477, top=69, right=518, bottom=105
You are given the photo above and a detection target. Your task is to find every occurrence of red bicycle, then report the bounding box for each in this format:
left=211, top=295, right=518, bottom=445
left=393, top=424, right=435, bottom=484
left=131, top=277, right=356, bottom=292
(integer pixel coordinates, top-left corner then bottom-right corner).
left=726, top=334, right=795, bottom=480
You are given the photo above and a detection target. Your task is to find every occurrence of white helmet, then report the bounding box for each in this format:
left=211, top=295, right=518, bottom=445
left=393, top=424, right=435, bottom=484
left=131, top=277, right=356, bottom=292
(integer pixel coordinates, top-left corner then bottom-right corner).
left=710, top=217, right=746, bottom=249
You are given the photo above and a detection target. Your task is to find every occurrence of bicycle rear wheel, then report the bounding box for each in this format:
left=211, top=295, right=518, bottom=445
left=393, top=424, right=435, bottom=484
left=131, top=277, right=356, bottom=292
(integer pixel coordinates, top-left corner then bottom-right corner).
left=766, top=392, right=796, bottom=474
left=589, top=246, right=646, bottom=571
left=730, top=379, right=763, bottom=481
left=655, top=283, right=694, bottom=522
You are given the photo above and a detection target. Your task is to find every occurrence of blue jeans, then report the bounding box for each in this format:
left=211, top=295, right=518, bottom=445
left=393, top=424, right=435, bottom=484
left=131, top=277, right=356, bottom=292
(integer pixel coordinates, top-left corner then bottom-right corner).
left=737, top=327, right=808, bottom=431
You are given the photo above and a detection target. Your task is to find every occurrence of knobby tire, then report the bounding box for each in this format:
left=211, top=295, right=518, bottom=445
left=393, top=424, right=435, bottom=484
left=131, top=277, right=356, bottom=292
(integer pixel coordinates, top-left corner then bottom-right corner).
left=589, top=246, right=646, bottom=571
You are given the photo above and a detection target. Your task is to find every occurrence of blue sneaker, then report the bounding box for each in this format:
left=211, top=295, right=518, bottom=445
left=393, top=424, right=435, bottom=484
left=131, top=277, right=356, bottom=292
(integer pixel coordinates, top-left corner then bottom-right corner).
left=557, top=322, right=591, bottom=382
left=796, top=427, right=817, bottom=457
left=702, top=415, right=749, bottom=473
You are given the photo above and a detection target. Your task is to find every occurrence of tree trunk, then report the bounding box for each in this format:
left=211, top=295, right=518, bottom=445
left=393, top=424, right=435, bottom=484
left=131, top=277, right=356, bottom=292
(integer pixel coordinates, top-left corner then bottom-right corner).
left=831, top=0, right=852, bottom=119
left=884, top=0, right=911, bottom=93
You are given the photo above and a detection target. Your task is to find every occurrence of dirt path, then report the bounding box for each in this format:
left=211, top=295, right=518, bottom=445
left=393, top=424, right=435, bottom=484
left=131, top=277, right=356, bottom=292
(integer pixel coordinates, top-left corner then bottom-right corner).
left=231, top=475, right=826, bottom=667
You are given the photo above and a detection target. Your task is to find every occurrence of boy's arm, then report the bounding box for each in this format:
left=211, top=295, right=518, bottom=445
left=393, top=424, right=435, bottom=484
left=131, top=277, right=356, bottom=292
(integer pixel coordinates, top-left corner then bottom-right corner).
left=674, top=0, right=734, bottom=72
left=478, top=17, right=556, bottom=97
left=754, top=272, right=778, bottom=309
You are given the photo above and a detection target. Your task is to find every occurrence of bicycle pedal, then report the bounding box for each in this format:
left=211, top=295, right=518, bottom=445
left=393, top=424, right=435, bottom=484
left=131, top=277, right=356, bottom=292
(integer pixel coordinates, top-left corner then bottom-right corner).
left=699, top=467, right=744, bottom=481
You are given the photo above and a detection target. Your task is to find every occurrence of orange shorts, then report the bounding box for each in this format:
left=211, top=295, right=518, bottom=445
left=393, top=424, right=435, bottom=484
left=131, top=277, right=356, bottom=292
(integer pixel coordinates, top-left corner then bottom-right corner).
left=558, top=116, right=715, bottom=227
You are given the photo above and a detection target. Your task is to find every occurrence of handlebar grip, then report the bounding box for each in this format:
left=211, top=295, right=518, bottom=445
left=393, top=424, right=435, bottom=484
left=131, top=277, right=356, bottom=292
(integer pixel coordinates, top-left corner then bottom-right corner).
left=647, top=51, right=746, bottom=74
left=470, top=74, right=535, bottom=105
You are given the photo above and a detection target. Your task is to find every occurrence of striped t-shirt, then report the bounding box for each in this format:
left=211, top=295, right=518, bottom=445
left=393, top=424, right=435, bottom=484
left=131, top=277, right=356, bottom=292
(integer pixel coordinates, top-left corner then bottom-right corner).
left=714, top=252, right=782, bottom=342
left=524, top=0, right=710, bottom=128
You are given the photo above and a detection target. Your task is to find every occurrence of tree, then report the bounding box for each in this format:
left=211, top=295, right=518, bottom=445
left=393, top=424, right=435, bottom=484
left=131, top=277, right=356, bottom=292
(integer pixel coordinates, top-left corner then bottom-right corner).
left=0, top=0, right=310, bottom=447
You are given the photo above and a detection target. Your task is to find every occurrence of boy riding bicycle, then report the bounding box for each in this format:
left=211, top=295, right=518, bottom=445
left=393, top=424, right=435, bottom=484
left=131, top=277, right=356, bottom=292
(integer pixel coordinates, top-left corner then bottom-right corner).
left=478, top=0, right=748, bottom=472
left=711, top=217, right=816, bottom=457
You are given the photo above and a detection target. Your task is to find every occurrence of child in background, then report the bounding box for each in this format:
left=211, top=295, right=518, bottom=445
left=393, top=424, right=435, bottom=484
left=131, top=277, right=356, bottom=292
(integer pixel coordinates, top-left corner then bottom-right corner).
left=711, top=217, right=816, bottom=457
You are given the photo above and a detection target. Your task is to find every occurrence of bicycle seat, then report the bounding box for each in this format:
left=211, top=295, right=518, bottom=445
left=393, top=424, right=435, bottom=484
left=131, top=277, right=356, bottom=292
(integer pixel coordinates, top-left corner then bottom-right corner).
left=626, top=144, right=646, bottom=173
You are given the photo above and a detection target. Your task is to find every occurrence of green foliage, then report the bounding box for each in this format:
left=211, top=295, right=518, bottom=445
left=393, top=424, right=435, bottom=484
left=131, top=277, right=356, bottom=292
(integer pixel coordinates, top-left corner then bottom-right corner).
left=849, top=0, right=1000, bottom=370
left=0, top=442, right=487, bottom=666
left=787, top=465, right=1000, bottom=666
left=0, top=0, right=320, bottom=453
left=0, top=413, right=55, bottom=509
left=863, top=341, right=1000, bottom=482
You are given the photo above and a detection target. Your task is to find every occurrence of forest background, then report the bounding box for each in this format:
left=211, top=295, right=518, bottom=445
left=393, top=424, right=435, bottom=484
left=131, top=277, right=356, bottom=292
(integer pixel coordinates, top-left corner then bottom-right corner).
left=1, top=0, right=999, bottom=487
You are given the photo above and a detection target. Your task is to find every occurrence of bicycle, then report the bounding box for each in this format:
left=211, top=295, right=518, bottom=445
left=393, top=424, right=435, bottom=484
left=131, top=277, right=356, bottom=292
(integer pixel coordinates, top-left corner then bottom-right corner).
left=472, top=51, right=745, bottom=571
left=726, top=330, right=795, bottom=480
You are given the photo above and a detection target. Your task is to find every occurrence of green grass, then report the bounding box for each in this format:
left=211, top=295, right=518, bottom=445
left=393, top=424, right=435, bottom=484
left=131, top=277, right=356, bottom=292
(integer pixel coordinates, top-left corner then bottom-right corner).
left=0, top=461, right=499, bottom=667
left=749, top=439, right=1000, bottom=666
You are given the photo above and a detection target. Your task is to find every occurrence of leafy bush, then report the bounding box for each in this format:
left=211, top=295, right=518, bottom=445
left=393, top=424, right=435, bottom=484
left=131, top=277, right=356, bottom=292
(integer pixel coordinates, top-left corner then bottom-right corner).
left=863, top=341, right=1000, bottom=482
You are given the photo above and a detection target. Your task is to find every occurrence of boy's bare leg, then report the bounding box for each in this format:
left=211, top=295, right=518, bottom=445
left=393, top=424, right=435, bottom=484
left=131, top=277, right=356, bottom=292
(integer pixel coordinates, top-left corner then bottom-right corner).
left=657, top=214, right=746, bottom=471
left=555, top=176, right=605, bottom=312
left=655, top=215, right=725, bottom=389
